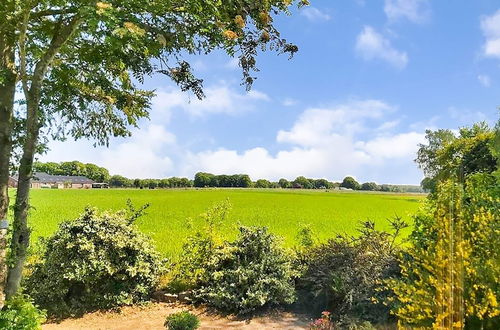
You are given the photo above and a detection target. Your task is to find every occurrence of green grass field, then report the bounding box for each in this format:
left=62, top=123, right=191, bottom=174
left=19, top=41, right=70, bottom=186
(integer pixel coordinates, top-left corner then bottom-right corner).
left=23, top=188, right=425, bottom=258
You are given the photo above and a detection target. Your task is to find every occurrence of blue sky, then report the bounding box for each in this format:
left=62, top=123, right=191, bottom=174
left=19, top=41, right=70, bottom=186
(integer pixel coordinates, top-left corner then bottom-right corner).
left=42, top=0, right=499, bottom=184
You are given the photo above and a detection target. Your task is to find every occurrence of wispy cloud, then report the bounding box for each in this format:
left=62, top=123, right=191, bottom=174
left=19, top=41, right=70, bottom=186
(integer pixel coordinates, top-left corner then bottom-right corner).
left=355, top=26, right=408, bottom=69
left=384, top=0, right=430, bottom=23
left=301, top=7, right=331, bottom=22
left=480, top=10, right=500, bottom=58
left=478, top=74, right=491, bottom=87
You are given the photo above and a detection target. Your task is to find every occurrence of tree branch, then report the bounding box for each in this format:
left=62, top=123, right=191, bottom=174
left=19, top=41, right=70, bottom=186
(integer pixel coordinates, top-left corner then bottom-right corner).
left=30, top=8, right=78, bottom=19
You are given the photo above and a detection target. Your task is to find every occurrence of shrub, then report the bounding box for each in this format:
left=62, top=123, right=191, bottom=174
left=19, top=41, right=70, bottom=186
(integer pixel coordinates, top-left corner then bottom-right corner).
left=174, top=199, right=231, bottom=288
left=0, top=295, right=46, bottom=330
left=191, top=226, right=296, bottom=314
left=387, top=175, right=500, bottom=329
left=296, top=218, right=407, bottom=324
left=164, top=311, right=200, bottom=330
left=26, top=206, right=164, bottom=316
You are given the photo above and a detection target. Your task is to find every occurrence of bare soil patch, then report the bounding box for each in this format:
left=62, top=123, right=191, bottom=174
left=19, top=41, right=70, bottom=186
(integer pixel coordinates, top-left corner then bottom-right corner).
left=42, top=303, right=310, bottom=330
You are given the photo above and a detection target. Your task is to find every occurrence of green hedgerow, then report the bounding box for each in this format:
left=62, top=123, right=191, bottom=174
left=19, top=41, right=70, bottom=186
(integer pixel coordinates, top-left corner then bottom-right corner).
left=164, top=311, right=200, bottom=330
left=26, top=206, right=164, bottom=316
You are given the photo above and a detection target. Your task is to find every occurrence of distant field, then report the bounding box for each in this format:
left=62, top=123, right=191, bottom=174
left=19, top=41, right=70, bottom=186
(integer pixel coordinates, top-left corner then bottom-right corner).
left=20, top=189, right=424, bottom=258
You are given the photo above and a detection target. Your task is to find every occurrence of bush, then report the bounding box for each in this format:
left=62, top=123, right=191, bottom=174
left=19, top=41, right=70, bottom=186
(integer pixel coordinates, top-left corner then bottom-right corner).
left=190, top=226, right=296, bottom=314
left=296, top=218, right=407, bottom=324
left=164, top=311, right=200, bottom=330
left=0, top=295, right=46, bottom=330
left=26, top=206, right=164, bottom=316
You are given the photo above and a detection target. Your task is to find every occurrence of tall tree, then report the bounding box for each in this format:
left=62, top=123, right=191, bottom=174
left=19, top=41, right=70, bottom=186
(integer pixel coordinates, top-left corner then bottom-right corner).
left=0, top=0, right=303, bottom=304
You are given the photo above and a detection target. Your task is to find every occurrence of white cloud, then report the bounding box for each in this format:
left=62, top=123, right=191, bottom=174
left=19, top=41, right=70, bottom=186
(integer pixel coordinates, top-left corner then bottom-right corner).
left=377, top=120, right=400, bottom=131
left=384, top=0, right=430, bottom=23
left=301, top=7, right=331, bottom=22
left=42, top=98, right=427, bottom=184
left=152, top=84, right=270, bottom=117
left=478, top=74, right=491, bottom=87
left=182, top=100, right=424, bottom=183
left=481, top=10, right=500, bottom=58
left=42, top=124, right=177, bottom=178
left=282, top=98, right=298, bottom=106
left=355, top=26, right=408, bottom=69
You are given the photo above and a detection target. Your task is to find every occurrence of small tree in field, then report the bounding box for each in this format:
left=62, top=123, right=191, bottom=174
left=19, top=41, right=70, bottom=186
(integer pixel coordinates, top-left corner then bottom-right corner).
left=0, top=0, right=304, bottom=304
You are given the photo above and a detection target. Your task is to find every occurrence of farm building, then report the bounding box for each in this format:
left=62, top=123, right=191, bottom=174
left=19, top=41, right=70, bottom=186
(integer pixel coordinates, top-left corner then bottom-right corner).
left=31, top=172, right=94, bottom=189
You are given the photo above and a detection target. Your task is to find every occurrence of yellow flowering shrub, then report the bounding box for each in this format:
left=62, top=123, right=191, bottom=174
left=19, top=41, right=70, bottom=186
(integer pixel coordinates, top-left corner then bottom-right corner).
left=387, top=174, right=499, bottom=329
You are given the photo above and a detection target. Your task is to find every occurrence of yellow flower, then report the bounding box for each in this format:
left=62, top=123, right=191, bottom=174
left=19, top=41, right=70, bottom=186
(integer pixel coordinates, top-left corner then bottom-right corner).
left=124, top=22, right=146, bottom=37
left=96, top=2, right=112, bottom=10
left=259, top=12, right=270, bottom=26
left=223, top=30, right=238, bottom=40
left=260, top=31, right=270, bottom=42
left=234, top=15, right=245, bottom=29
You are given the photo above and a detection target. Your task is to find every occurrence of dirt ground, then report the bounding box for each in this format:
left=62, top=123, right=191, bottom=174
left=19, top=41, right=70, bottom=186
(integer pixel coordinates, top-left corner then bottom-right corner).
left=42, top=303, right=311, bottom=330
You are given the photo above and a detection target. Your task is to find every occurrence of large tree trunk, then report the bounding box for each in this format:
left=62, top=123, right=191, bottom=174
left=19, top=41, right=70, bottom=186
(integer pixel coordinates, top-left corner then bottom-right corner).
left=0, top=30, right=16, bottom=309
left=5, top=95, right=39, bottom=300
left=5, top=13, right=81, bottom=299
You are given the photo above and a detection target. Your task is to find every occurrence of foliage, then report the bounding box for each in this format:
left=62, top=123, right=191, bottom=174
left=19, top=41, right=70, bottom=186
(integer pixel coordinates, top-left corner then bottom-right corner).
left=174, top=199, right=232, bottom=287
left=194, top=172, right=252, bottom=188
left=255, top=178, right=272, bottom=188
left=340, top=177, right=360, bottom=190
left=0, top=295, right=46, bottom=330
left=164, top=311, right=200, bottom=330
left=387, top=175, right=500, bottom=329
left=360, top=182, right=378, bottom=191
left=293, top=176, right=314, bottom=189
left=191, top=226, right=296, bottom=314
left=416, top=122, right=497, bottom=192
left=295, top=218, right=408, bottom=324
left=33, top=161, right=110, bottom=182
left=26, top=206, right=164, bottom=316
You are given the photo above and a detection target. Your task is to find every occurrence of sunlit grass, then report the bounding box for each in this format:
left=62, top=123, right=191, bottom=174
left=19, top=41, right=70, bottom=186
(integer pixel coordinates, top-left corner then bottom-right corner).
left=20, top=188, right=424, bottom=259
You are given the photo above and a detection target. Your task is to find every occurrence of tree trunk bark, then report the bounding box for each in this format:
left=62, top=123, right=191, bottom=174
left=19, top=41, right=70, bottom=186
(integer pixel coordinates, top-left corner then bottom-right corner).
left=5, top=13, right=81, bottom=299
left=0, top=31, right=16, bottom=309
left=5, top=96, right=39, bottom=300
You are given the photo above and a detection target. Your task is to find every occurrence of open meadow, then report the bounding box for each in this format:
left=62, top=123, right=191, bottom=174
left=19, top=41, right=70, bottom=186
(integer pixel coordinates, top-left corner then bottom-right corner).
left=23, top=188, right=425, bottom=258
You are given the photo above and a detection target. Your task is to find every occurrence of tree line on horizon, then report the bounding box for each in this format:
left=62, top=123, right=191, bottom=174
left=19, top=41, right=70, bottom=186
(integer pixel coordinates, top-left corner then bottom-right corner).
left=30, top=161, right=423, bottom=192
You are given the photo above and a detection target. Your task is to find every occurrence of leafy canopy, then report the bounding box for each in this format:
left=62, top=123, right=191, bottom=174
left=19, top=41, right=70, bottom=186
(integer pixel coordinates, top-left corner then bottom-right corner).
left=3, top=0, right=304, bottom=147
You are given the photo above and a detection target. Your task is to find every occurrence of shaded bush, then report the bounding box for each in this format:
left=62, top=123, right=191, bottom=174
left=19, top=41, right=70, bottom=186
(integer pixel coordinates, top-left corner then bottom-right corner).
left=186, top=225, right=296, bottom=314
left=26, top=206, right=163, bottom=316
left=164, top=311, right=200, bottom=330
left=295, top=218, right=407, bottom=325
left=0, top=295, right=46, bottom=330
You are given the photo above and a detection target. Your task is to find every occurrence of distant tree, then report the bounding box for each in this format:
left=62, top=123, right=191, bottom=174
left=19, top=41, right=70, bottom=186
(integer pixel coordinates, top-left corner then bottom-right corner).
left=158, top=179, right=170, bottom=188
left=133, top=179, right=141, bottom=188
left=147, top=179, right=158, bottom=189
left=109, top=175, right=131, bottom=188
left=194, top=172, right=213, bottom=188
left=237, top=174, right=252, bottom=188
left=33, top=161, right=60, bottom=175
left=278, top=178, right=291, bottom=189
left=340, top=176, right=360, bottom=190
left=84, top=163, right=110, bottom=182
left=59, top=161, right=87, bottom=177
left=293, top=176, right=313, bottom=189
left=313, top=178, right=332, bottom=189
left=361, top=182, right=378, bottom=191
left=255, top=179, right=271, bottom=188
